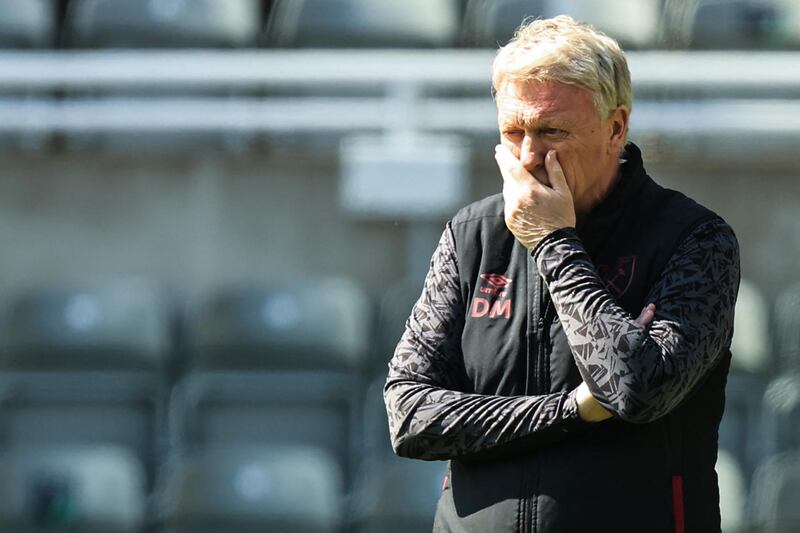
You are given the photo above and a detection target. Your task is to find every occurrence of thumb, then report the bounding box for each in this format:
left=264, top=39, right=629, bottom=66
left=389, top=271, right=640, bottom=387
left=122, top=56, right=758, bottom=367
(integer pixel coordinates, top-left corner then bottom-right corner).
left=635, top=303, right=656, bottom=328
left=545, top=150, right=570, bottom=194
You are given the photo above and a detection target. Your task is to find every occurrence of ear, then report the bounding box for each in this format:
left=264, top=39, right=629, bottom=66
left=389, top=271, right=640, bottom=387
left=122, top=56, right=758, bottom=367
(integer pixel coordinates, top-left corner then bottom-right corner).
left=606, top=105, right=630, bottom=154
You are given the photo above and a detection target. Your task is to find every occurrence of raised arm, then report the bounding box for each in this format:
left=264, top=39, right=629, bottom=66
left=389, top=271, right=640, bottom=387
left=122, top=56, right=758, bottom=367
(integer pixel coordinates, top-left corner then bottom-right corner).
left=384, top=223, right=585, bottom=461
left=533, top=218, right=740, bottom=423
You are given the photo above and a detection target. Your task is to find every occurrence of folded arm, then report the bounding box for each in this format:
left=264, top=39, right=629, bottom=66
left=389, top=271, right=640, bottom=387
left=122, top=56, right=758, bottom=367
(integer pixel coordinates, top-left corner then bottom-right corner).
left=384, top=223, right=584, bottom=461
left=533, top=218, right=740, bottom=423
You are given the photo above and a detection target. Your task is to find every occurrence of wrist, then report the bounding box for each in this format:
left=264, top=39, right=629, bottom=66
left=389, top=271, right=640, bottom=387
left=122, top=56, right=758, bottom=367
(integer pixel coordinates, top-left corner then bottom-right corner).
left=575, top=382, right=613, bottom=422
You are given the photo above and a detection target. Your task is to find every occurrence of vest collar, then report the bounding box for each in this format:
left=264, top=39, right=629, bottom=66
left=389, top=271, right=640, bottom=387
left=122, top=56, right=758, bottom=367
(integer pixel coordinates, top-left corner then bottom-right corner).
left=576, top=142, right=649, bottom=244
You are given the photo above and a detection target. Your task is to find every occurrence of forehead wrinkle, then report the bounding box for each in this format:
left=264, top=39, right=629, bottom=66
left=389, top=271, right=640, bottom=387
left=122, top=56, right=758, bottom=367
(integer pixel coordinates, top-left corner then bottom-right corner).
left=496, top=80, right=599, bottom=131
left=498, top=102, right=572, bottom=130
left=497, top=93, right=574, bottom=130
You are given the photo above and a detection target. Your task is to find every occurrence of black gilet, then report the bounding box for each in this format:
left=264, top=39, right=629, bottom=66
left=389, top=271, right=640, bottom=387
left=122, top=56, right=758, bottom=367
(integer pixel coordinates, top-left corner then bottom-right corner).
left=442, top=142, right=729, bottom=533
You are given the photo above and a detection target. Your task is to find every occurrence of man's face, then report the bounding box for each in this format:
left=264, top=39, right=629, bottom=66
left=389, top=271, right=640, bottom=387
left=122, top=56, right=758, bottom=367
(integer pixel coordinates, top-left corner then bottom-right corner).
left=495, top=79, right=625, bottom=212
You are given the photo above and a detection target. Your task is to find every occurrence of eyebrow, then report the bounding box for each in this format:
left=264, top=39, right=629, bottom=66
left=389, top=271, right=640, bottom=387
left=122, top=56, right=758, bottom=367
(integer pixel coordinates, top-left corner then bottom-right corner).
left=500, top=114, right=572, bottom=130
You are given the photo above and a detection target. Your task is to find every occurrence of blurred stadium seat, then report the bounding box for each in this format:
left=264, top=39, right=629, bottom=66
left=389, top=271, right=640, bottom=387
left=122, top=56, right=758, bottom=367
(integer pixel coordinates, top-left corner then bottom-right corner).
left=3, top=280, right=169, bottom=370
left=371, top=280, right=421, bottom=373
left=759, top=373, right=800, bottom=459
left=751, top=451, right=800, bottom=533
left=715, top=448, right=748, bottom=533
left=350, top=375, right=446, bottom=532
left=172, top=278, right=371, bottom=485
left=774, top=282, right=800, bottom=372
left=462, top=0, right=661, bottom=48
left=541, top=0, right=662, bottom=49
left=0, top=445, right=146, bottom=532
left=731, top=278, right=772, bottom=374
left=159, top=445, right=343, bottom=533
left=461, top=0, right=546, bottom=47
left=0, top=0, right=55, bottom=48
left=359, top=375, right=393, bottom=459
left=65, top=0, right=262, bottom=48
left=191, top=278, right=370, bottom=370
left=0, top=280, right=171, bottom=489
left=719, top=371, right=765, bottom=483
left=349, top=456, right=446, bottom=533
left=685, top=0, right=800, bottom=49
left=718, top=278, right=771, bottom=481
left=266, top=0, right=460, bottom=48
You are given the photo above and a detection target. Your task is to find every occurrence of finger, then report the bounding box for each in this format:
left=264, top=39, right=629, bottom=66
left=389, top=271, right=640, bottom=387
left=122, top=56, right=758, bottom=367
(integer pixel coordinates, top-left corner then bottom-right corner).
left=520, top=135, right=535, bottom=171
left=494, top=147, right=516, bottom=185
left=634, top=303, right=655, bottom=326
left=545, top=150, right=570, bottom=193
left=635, top=303, right=656, bottom=327
left=496, top=144, right=535, bottom=186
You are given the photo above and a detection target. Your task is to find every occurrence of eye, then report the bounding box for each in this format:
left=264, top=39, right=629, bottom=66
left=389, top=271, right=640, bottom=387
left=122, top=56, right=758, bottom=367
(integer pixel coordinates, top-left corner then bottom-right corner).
left=502, top=128, right=524, bottom=139
left=540, top=128, right=566, bottom=138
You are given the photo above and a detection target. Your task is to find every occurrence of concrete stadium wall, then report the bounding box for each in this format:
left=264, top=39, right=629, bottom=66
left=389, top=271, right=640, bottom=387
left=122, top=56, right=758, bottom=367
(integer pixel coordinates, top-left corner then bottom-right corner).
left=0, top=142, right=797, bottom=312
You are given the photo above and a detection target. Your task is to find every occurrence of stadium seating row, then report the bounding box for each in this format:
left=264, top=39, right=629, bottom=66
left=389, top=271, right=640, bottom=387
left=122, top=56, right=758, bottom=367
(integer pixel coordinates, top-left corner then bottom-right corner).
left=0, top=276, right=798, bottom=531
left=0, top=277, right=441, bottom=531
left=3, top=0, right=800, bottom=50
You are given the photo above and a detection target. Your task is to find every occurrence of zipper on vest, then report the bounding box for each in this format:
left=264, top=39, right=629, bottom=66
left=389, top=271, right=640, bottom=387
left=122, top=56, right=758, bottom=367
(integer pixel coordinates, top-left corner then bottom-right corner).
left=539, top=293, right=555, bottom=392
left=536, top=283, right=547, bottom=393
left=525, top=255, right=538, bottom=395
left=527, top=257, right=552, bottom=394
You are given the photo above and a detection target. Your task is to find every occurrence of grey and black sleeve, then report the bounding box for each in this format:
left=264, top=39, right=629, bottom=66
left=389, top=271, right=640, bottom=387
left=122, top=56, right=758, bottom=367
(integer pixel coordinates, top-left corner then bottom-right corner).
left=533, top=218, right=740, bottom=423
left=384, top=223, right=583, bottom=462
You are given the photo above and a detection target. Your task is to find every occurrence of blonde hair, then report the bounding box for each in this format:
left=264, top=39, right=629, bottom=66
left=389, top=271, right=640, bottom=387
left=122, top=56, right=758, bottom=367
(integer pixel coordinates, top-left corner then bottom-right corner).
left=492, top=15, right=632, bottom=119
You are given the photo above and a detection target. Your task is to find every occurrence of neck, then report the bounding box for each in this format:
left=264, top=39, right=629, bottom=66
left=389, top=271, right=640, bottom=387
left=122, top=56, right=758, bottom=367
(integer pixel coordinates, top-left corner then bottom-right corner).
left=574, top=160, right=622, bottom=224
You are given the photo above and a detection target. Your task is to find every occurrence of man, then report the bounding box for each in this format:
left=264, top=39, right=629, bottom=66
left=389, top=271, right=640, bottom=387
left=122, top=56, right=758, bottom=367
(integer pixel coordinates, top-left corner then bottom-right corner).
left=384, top=15, right=740, bottom=533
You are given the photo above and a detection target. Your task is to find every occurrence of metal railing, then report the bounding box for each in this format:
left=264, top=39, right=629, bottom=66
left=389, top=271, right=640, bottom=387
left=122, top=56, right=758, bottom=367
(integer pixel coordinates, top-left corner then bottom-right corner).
left=0, top=49, right=799, bottom=152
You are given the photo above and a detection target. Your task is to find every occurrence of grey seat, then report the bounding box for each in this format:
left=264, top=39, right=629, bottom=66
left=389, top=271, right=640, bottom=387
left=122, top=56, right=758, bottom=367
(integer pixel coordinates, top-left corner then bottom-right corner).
left=192, top=278, right=370, bottom=371
left=0, top=279, right=171, bottom=489
left=0, top=0, right=54, bottom=48
left=718, top=278, right=771, bottom=481
left=461, top=0, right=546, bottom=47
left=465, top=0, right=662, bottom=49
left=751, top=451, right=800, bottom=533
left=173, top=278, right=371, bottom=484
left=266, top=0, right=460, bottom=48
left=0, top=445, right=146, bottom=533
left=350, top=456, right=447, bottom=533
left=350, top=375, right=447, bottom=532
left=774, top=282, right=800, bottom=372
left=360, top=375, right=393, bottom=459
left=731, top=278, right=772, bottom=375
left=715, top=449, right=748, bottom=533
left=759, top=373, right=800, bottom=459
left=719, top=371, right=766, bottom=484
left=3, top=279, right=169, bottom=371
left=539, top=0, right=662, bottom=49
left=686, top=0, right=789, bottom=49
left=159, top=445, right=343, bottom=533
left=65, top=0, right=261, bottom=48
left=372, top=280, right=422, bottom=373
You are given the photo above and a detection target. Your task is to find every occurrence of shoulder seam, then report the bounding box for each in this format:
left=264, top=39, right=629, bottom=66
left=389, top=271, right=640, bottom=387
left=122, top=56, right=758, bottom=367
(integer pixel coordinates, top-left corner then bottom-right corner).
left=663, top=214, right=727, bottom=265
left=451, top=214, right=505, bottom=228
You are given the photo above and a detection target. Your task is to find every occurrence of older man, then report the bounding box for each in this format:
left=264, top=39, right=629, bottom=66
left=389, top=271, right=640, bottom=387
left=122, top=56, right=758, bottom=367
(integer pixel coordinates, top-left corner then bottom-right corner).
left=384, top=15, right=740, bottom=533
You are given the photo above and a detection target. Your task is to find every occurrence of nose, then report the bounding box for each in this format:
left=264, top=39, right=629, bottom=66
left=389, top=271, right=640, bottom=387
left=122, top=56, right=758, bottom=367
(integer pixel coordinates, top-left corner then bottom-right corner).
left=520, top=134, right=545, bottom=172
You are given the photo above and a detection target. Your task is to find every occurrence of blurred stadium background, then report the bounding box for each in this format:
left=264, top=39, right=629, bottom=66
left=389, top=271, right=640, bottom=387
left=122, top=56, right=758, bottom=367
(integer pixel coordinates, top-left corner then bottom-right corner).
left=0, top=0, right=799, bottom=531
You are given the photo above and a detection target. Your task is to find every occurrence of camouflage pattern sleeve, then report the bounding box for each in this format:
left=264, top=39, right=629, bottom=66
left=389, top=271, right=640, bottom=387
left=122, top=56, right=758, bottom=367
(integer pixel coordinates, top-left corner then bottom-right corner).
left=534, top=218, right=740, bottom=423
left=384, top=223, right=583, bottom=461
